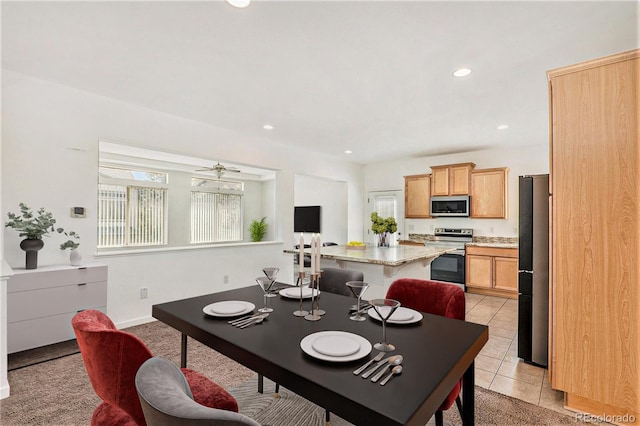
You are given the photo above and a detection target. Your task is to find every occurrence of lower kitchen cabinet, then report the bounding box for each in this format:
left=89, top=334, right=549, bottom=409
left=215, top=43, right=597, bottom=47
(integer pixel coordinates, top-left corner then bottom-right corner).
left=7, top=264, right=108, bottom=353
left=465, top=246, right=518, bottom=298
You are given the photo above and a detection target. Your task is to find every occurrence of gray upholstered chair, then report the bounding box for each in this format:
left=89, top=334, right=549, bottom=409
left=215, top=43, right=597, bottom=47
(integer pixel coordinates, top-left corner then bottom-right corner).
left=135, top=357, right=260, bottom=426
left=317, top=267, right=364, bottom=297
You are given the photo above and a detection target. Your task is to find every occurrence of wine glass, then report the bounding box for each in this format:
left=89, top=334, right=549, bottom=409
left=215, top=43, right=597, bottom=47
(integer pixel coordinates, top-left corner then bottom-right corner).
left=255, top=276, right=274, bottom=313
left=346, top=281, right=370, bottom=322
left=262, top=267, right=280, bottom=298
left=370, top=299, right=401, bottom=351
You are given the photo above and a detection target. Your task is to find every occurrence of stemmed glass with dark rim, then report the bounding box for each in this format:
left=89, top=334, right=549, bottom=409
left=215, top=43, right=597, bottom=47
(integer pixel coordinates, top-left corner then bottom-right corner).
left=346, top=281, right=370, bottom=322
left=370, top=298, right=401, bottom=351
left=262, top=267, right=279, bottom=297
left=255, top=276, right=275, bottom=313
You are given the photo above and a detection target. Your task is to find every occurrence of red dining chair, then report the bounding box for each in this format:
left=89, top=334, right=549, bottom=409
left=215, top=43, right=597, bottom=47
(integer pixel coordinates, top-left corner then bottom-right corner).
left=72, top=310, right=238, bottom=426
left=386, top=278, right=466, bottom=426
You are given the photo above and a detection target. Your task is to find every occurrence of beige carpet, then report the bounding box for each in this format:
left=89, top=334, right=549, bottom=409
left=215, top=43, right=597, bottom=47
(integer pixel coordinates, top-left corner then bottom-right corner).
left=0, top=320, right=574, bottom=425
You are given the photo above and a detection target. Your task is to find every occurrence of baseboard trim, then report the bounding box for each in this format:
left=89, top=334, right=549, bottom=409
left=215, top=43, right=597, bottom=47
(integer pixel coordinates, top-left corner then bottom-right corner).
left=116, top=315, right=155, bottom=330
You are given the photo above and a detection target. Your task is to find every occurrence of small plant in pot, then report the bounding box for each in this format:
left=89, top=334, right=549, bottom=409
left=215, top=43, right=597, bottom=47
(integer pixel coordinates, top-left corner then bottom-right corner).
left=60, top=231, right=82, bottom=266
left=249, top=216, right=267, bottom=242
left=5, top=203, right=64, bottom=269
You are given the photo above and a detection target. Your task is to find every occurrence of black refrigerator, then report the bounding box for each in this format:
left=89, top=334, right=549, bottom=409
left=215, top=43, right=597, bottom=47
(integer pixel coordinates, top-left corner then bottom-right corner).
left=517, top=174, right=549, bottom=367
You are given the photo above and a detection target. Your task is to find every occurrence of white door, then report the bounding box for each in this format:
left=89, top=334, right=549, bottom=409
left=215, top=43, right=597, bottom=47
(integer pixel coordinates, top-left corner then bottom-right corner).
left=367, top=190, right=403, bottom=245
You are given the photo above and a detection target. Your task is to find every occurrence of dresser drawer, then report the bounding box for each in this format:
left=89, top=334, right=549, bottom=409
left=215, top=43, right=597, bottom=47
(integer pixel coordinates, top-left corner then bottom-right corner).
left=8, top=281, right=107, bottom=323
left=9, top=265, right=108, bottom=292
left=8, top=306, right=107, bottom=354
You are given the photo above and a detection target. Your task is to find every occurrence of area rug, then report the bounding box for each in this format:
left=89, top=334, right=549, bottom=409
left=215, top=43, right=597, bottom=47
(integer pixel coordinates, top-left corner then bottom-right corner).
left=1, top=320, right=575, bottom=425
left=231, top=377, right=575, bottom=426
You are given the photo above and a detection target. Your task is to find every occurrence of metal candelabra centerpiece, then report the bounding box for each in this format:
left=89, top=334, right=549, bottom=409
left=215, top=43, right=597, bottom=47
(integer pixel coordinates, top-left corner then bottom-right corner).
left=305, top=270, right=325, bottom=321
left=293, top=271, right=309, bottom=317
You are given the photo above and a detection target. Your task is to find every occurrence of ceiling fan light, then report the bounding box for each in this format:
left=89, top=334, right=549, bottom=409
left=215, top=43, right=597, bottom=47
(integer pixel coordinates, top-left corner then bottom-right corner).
left=226, top=0, right=251, bottom=8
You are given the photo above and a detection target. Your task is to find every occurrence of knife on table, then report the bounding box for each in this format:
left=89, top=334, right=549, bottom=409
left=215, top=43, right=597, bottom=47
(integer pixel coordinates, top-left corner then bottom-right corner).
left=361, top=356, right=392, bottom=379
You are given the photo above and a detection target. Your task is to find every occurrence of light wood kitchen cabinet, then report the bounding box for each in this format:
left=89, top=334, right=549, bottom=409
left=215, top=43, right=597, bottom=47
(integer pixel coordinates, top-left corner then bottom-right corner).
left=404, top=174, right=431, bottom=218
left=465, top=245, right=518, bottom=298
left=470, top=168, right=508, bottom=218
left=549, top=50, right=639, bottom=420
left=430, top=163, right=475, bottom=196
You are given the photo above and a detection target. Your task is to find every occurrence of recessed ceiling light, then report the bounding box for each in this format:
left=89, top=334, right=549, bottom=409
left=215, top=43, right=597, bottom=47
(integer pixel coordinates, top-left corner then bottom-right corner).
left=344, top=150, right=352, bottom=154
left=226, top=0, right=251, bottom=8
left=497, top=124, right=509, bottom=130
left=453, top=68, right=472, bottom=78
left=263, top=124, right=274, bottom=130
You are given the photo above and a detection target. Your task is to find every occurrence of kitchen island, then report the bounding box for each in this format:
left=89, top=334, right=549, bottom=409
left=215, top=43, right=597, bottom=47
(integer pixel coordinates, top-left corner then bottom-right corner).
left=284, top=244, right=453, bottom=299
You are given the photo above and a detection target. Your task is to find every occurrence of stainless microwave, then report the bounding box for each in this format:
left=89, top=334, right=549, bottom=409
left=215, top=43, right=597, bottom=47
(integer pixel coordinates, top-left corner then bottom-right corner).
left=430, top=195, right=470, bottom=217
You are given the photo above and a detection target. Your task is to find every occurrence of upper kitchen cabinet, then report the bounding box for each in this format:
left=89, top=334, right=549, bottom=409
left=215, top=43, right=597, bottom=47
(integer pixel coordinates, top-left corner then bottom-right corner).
left=404, top=174, right=431, bottom=218
left=549, top=49, right=639, bottom=420
left=430, top=163, right=475, bottom=196
left=470, top=168, right=509, bottom=218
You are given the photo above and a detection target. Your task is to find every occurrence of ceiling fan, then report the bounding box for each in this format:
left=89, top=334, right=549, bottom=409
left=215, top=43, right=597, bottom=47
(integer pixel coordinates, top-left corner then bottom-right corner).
left=195, top=162, right=241, bottom=179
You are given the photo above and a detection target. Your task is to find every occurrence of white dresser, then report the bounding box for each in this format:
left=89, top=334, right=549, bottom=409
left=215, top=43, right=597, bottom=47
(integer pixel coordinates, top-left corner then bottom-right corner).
left=7, top=264, right=108, bottom=353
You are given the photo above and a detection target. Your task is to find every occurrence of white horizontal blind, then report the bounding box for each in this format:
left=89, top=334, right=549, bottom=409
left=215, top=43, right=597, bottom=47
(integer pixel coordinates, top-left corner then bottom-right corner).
left=191, top=192, right=242, bottom=243
left=98, top=184, right=167, bottom=247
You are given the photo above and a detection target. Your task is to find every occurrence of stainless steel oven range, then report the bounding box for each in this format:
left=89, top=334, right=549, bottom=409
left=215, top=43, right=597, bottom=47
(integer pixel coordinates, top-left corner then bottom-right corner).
left=424, top=228, right=473, bottom=290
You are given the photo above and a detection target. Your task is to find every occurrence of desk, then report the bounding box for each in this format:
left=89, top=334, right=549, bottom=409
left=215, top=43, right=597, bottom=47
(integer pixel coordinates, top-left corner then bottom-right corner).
left=153, top=286, right=488, bottom=425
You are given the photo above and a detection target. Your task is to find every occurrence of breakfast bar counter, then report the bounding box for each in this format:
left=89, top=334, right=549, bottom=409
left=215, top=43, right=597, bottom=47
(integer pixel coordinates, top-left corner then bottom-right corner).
left=284, top=245, right=453, bottom=298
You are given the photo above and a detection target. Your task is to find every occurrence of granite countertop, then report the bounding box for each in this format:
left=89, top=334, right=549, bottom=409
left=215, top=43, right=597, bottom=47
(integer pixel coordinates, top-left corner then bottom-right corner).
left=283, top=244, right=454, bottom=267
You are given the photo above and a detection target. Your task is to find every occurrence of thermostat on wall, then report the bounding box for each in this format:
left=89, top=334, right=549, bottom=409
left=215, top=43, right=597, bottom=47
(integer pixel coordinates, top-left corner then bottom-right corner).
left=70, top=207, right=86, bottom=218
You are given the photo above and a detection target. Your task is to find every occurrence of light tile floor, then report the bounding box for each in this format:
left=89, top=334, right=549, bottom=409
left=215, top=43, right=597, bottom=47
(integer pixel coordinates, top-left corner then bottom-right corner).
left=464, top=292, right=577, bottom=419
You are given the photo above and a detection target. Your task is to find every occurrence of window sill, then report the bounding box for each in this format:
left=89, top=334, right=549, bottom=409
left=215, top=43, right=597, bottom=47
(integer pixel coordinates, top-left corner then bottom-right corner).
left=94, top=240, right=283, bottom=258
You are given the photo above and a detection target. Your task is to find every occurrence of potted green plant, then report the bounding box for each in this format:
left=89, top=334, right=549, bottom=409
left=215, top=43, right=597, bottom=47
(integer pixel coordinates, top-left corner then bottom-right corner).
left=370, top=212, right=398, bottom=247
left=5, top=203, right=64, bottom=269
left=249, top=216, right=267, bottom=242
left=60, top=231, right=82, bottom=266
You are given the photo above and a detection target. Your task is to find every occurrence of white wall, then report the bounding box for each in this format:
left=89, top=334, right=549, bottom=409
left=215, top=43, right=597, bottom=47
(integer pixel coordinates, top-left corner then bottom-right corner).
left=1, top=70, right=364, bottom=327
left=363, top=147, right=549, bottom=239
left=294, top=174, right=348, bottom=245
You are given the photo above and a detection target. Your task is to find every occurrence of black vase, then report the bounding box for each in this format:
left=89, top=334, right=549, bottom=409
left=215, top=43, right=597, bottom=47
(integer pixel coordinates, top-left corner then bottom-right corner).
left=20, top=239, right=44, bottom=270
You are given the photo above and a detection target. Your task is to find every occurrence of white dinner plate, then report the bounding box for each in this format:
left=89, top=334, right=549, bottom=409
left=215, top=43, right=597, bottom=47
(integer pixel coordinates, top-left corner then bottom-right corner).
left=367, top=306, right=423, bottom=324
left=301, top=331, right=372, bottom=362
left=312, top=335, right=360, bottom=357
left=203, top=301, right=255, bottom=318
left=279, top=286, right=320, bottom=299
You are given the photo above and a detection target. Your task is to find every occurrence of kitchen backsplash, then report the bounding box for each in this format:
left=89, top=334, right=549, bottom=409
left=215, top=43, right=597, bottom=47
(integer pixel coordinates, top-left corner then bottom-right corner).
left=407, top=233, right=518, bottom=244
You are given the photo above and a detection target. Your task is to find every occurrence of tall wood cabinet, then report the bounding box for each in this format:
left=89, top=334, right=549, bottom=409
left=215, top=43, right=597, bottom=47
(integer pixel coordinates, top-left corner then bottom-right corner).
left=549, top=49, right=639, bottom=421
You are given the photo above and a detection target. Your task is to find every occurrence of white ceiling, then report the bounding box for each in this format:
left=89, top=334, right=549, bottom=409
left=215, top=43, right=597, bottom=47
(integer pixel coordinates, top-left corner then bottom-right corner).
left=2, top=1, right=638, bottom=165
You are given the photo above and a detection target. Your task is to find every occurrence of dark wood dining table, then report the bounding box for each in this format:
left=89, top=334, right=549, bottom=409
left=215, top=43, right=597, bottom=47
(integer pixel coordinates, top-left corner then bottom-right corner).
left=152, top=285, right=488, bottom=426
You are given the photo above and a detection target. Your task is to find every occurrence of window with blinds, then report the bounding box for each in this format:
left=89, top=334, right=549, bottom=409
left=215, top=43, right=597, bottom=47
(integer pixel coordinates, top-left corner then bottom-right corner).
left=98, top=167, right=168, bottom=248
left=190, top=178, right=243, bottom=243
left=372, top=194, right=397, bottom=219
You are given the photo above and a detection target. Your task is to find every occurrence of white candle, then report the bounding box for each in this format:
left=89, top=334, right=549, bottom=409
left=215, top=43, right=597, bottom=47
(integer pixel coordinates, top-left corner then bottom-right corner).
left=316, top=234, right=321, bottom=273
left=310, top=234, right=317, bottom=275
left=299, top=233, right=304, bottom=274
